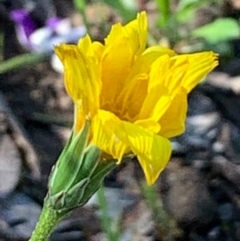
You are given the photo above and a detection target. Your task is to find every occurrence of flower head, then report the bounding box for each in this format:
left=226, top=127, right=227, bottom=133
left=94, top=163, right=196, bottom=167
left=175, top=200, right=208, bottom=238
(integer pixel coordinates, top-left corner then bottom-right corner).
left=55, top=12, right=218, bottom=185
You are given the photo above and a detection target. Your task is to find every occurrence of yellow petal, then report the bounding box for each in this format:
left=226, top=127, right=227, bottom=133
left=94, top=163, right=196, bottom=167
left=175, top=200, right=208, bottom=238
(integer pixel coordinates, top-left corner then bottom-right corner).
left=147, top=55, right=171, bottom=91
left=100, top=37, right=135, bottom=106
left=143, top=45, right=176, bottom=56
left=139, top=55, right=186, bottom=121
left=91, top=110, right=128, bottom=161
left=116, top=121, right=172, bottom=185
left=139, top=85, right=172, bottom=121
left=55, top=35, right=101, bottom=117
left=74, top=102, right=86, bottom=134
left=114, top=47, right=176, bottom=121
left=123, top=11, right=148, bottom=56
left=114, top=74, right=149, bottom=121
left=92, top=110, right=171, bottom=185
left=92, top=41, right=104, bottom=62
left=135, top=119, right=161, bottom=133
left=105, top=11, right=147, bottom=55
left=163, top=55, right=190, bottom=93
left=180, top=51, right=218, bottom=92
left=159, top=87, right=188, bottom=138
left=146, top=54, right=189, bottom=94
left=100, top=11, right=148, bottom=106
left=124, top=46, right=175, bottom=86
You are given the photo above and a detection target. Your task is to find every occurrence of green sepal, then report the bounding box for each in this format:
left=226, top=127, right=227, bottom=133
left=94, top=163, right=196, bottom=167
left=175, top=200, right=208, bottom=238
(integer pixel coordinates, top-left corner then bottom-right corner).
left=46, top=177, right=90, bottom=212
left=45, top=120, right=117, bottom=213
left=79, top=159, right=116, bottom=205
left=48, top=120, right=90, bottom=196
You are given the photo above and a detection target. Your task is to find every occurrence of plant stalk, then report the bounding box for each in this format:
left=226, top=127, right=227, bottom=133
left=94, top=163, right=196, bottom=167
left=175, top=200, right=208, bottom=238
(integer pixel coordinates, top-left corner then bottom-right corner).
left=29, top=205, right=65, bottom=241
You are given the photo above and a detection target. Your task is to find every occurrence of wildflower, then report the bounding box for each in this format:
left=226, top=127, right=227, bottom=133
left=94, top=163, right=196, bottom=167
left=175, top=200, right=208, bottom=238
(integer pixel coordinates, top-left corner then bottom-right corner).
left=55, top=11, right=218, bottom=185
left=10, top=9, right=86, bottom=54
left=29, top=12, right=218, bottom=241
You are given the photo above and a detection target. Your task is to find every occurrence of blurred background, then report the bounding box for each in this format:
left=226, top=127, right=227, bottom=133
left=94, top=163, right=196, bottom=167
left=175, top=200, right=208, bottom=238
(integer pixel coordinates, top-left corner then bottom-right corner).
left=1, top=0, right=240, bottom=240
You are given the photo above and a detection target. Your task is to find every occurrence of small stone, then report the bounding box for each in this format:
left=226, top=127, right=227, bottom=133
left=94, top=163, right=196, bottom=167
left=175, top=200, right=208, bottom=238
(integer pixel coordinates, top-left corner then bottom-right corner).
left=86, top=187, right=138, bottom=218
left=207, top=226, right=221, bottom=240
left=212, top=156, right=240, bottom=191
left=161, top=162, right=217, bottom=228
left=0, top=134, right=21, bottom=197
left=218, top=203, right=233, bottom=221
left=235, top=222, right=240, bottom=240
left=0, top=192, right=41, bottom=239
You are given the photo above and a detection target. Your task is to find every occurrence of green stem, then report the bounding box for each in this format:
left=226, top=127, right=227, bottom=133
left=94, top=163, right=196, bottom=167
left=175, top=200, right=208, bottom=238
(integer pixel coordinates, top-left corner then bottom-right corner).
left=29, top=205, right=65, bottom=241
left=0, top=53, right=48, bottom=74
left=156, top=0, right=171, bottom=28
left=97, top=186, right=120, bottom=241
left=73, top=0, right=90, bottom=32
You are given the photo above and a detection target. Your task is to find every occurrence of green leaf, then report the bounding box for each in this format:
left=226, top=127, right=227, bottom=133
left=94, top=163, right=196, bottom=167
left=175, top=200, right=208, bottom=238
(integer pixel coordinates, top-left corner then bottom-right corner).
left=193, top=18, right=240, bottom=44
left=177, top=0, right=202, bottom=12
left=73, top=0, right=86, bottom=11
left=155, top=0, right=171, bottom=28
left=176, top=0, right=209, bottom=23
left=101, top=0, right=137, bottom=21
left=176, top=0, right=223, bottom=23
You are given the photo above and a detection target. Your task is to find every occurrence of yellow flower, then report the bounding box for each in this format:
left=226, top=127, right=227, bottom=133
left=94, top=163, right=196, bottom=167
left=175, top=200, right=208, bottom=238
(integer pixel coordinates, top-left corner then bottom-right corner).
left=55, top=12, right=218, bottom=185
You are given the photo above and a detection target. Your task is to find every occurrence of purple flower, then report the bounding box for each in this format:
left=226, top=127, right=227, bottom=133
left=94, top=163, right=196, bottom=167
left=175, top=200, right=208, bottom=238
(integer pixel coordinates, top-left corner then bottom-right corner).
left=10, top=9, right=86, bottom=54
